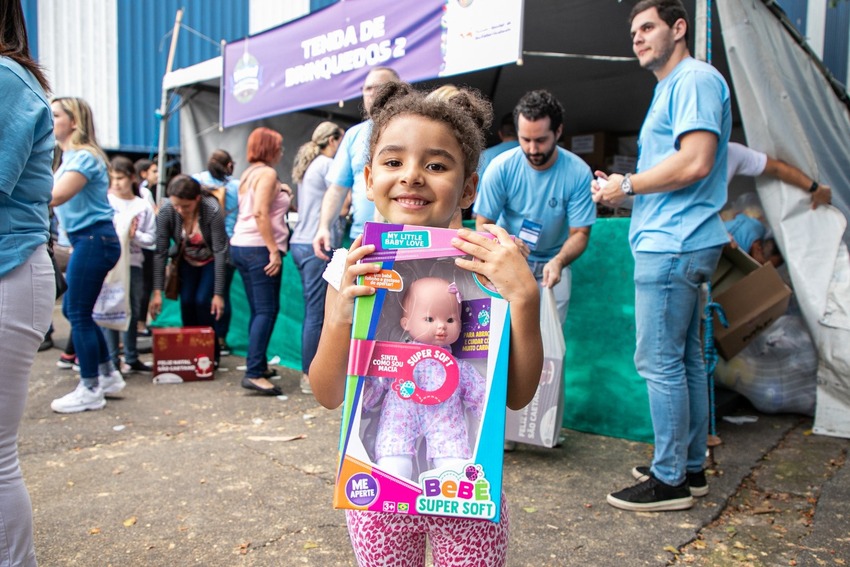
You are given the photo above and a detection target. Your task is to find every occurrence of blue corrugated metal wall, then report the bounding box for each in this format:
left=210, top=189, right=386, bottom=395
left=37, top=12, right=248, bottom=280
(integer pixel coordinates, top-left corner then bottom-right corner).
left=777, top=0, right=808, bottom=34
left=116, top=0, right=249, bottom=154
left=21, top=0, right=39, bottom=61
left=824, top=1, right=849, bottom=85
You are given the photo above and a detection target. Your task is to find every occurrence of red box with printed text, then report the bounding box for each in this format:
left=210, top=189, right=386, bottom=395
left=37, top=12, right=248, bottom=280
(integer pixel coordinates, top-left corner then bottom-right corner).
left=152, top=327, right=215, bottom=383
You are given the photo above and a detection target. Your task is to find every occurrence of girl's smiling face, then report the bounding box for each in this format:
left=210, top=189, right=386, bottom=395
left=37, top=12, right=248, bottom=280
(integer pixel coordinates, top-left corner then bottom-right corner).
left=365, top=114, right=476, bottom=229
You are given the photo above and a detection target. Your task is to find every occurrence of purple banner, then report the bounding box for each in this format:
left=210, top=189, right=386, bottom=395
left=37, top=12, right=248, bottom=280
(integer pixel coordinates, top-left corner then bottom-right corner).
left=222, top=0, right=445, bottom=128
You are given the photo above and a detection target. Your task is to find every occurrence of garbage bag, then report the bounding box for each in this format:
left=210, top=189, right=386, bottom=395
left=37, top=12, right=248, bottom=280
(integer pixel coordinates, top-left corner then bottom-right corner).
left=715, top=314, right=817, bottom=415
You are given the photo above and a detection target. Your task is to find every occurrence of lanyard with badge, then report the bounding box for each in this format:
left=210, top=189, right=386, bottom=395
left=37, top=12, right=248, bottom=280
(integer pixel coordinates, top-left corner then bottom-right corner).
left=518, top=218, right=543, bottom=251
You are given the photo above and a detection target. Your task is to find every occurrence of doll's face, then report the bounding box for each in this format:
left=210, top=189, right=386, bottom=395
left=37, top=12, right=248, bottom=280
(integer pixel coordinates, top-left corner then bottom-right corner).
left=401, top=278, right=462, bottom=347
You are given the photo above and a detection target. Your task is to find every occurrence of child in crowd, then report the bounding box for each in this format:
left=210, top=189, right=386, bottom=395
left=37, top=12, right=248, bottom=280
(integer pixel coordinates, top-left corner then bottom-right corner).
left=102, top=156, right=156, bottom=373
left=309, top=82, right=543, bottom=566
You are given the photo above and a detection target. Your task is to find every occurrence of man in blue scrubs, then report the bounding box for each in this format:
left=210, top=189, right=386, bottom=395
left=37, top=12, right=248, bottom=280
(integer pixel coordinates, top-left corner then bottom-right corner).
left=475, top=90, right=596, bottom=324
left=594, top=0, right=731, bottom=512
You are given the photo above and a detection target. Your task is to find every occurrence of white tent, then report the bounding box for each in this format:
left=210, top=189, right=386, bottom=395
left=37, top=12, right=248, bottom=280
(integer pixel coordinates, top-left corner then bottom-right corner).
left=718, top=0, right=850, bottom=437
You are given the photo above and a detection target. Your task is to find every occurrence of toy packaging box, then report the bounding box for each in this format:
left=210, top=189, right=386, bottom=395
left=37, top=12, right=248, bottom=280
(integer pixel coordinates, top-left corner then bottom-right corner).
left=333, top=222, right=510, bottom=522
left=152, top=327, right=216, bottom=383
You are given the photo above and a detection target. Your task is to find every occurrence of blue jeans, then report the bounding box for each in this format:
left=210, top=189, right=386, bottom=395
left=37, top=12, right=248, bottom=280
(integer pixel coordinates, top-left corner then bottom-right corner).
left=633, top=246, right=723, bottom=486
left=102, top=266, right=144, bottom=366
left=64, top=221, right=121, bottom=379
left=231, top=246, right=282, bottom=378
left=178, top=259, right=219, bottom=362
left=291, top=243, right=329, bottom=374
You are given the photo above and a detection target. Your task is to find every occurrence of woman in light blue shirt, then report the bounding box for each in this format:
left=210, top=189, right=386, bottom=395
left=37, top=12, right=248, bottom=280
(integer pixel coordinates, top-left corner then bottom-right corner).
left=49, top=97, right=126, bottom=414
left=0, top=3, right=56, bottom=563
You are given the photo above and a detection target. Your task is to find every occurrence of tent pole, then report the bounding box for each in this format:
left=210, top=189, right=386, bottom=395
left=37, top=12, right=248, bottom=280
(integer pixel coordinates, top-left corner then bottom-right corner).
left=695, top=0, right=708, bottom=62
left=156, top=9, right=184, bottom=204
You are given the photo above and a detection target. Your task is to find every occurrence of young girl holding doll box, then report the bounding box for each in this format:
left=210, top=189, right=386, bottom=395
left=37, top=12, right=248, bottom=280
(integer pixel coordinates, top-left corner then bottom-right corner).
left=362, top=275, right=486, bottom=482
left=309, top=82, right=543, bottom=566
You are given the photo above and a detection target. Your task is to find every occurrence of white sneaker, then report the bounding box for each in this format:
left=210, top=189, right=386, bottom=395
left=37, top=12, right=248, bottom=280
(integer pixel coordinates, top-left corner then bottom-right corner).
left=300, top=375, right=313, bottom=395
left=99, top=370, right=126, bottom=397
left=51, top=383, right=106, bottom=413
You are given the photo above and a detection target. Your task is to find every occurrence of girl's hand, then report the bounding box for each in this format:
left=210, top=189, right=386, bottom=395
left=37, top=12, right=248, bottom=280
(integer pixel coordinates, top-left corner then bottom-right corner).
left=452, top=225, right=538, bottom=305
left=149, top=290, right=163, bottom=319
left=211, top=294, right=225, bottom=320
left=265, top=250, right=282, bottom=276
left=329, top=235, right=380, bottom=326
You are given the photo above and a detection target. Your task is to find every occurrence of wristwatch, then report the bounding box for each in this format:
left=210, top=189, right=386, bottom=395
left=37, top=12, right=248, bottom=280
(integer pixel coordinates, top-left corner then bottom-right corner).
left=621, top=173, right=635, bottom=196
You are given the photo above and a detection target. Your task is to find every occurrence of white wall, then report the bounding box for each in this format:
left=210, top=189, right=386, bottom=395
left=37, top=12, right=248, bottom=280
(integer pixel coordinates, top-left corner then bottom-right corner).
left=805, top=0, right=827, bottom=57
left=249, top=0, right=309, bottom=35
left=37, top=0, right=120, bottom=149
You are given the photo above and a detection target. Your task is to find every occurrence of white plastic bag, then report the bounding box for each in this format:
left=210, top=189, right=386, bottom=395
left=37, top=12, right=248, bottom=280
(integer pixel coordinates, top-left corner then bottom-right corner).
left=93, top=214, right=132, bottom=331
left=715, top=314, right=817, bottom=415
left=505, top=287, right=567, bottom=447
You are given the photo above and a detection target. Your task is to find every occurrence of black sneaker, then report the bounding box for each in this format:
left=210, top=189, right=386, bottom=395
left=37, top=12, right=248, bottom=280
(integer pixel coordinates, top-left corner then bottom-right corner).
left=632, top=466, right=709, bottom=497
left=122, top=360, right=152, bottom=373
left=607, top=475, right=694, bottom=511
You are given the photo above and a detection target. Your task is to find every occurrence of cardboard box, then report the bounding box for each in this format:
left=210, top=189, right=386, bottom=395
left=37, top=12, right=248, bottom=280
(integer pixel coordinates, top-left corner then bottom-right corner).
left=710, top=247, right=791, bottom=360
left=152, top=327, right=215, bottom=383
left=570, top=131, right=615, bottom=170
left=505, top=355, right=564, bottom=447
left=333, top=223, right=509, bottom=522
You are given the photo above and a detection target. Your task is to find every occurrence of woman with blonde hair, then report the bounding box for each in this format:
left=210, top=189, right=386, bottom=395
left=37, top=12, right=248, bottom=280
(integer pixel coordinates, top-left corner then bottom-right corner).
left=50, top=96, right=124, bottom=413
left=289, top=121, right=344, bottom=394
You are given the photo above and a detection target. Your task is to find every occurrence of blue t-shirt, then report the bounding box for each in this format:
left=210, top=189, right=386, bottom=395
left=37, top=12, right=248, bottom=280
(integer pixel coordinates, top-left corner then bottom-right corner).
left=0, top=58, right=54, bottom=278
left=724, top=213, right=766, bottom=255
left=474, top=146, right=596, bottom=262
left=325, top=120, right=373, bottom=239
left=478, top=139, right=520, bottom=176
left=53, top=148, right=113, bottom=234
left=630, top=57, right=731, bottom=253
left=193, top=170, right=239, bottom=237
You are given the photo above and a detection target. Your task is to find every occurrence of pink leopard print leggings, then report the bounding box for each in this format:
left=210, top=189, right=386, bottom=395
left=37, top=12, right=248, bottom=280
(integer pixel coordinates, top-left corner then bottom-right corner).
left=345, top=493, right=509, bottom=566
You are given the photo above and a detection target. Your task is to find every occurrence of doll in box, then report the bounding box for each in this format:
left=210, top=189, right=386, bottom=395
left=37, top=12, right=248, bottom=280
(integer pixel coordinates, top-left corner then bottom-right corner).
left=361, top=276, right=486, bottom=481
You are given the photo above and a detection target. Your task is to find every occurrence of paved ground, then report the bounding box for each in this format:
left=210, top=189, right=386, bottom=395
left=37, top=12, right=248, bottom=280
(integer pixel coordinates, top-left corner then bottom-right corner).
left=18, top=313, right=850, bottom=566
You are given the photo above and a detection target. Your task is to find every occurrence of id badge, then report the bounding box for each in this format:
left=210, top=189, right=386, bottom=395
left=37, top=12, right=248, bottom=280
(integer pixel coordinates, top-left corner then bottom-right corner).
left=518, top=219, right=543, bottom=251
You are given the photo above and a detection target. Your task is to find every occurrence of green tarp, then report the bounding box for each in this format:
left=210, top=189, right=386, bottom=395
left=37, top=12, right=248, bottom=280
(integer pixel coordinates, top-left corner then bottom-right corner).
left=153, top=218, right=653, bottom=442
left=562, top=218, right=652, bottom=443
